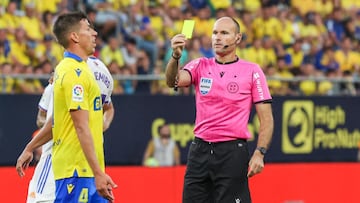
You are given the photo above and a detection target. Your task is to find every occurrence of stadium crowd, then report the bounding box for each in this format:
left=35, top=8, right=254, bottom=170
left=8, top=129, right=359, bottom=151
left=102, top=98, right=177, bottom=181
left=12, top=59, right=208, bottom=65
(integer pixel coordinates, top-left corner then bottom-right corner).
left=0, top=0, right=360, bottom=96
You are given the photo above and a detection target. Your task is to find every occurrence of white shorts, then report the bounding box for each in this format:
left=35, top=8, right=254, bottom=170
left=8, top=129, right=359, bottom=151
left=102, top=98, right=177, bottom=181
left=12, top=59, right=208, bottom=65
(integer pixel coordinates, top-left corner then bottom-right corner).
left=26, top=153, right=55, bottom=203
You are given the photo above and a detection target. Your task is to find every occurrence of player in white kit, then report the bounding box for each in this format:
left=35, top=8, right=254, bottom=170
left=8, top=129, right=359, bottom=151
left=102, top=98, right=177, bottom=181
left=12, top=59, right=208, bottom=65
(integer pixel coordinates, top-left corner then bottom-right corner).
left=16, top=56, right=114, bottom=203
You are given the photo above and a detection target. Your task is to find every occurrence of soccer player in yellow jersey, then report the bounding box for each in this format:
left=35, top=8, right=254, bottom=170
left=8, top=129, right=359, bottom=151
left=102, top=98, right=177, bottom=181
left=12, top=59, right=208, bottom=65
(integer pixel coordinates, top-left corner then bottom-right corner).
left=52, top=12, right=116, bottom=202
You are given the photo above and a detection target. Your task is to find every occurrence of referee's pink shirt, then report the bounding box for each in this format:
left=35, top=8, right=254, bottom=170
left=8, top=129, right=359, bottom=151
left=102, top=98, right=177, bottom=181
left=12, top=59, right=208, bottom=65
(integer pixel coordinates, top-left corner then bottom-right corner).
left=184, top=57, right=272, bottom=142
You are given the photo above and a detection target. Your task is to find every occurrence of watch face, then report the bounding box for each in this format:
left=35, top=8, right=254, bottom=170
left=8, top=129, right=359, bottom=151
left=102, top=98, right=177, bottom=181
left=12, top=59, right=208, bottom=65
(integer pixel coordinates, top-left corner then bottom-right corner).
left=257, top=147, right=266, bottom=155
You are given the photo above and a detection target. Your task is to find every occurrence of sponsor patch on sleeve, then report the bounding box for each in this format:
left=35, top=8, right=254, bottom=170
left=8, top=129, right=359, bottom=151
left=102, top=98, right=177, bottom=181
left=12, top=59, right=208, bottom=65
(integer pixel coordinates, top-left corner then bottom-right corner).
left=72, top=85, right=84, bottom=102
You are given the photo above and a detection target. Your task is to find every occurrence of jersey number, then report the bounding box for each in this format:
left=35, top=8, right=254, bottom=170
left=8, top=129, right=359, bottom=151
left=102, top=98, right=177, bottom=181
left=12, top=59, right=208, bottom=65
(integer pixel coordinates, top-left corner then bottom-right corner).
left=78, top=188, right=89, bottom=203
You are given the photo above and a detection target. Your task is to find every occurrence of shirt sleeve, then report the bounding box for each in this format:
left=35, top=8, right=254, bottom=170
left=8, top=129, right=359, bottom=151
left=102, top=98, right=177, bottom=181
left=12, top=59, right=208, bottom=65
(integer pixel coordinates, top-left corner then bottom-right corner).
left=62, top=69, right=90, bottom=111
left=183, top=58, right=202, bottom=85
left=105, top=75, right=114, bottom=104
left=251, top=64, right=272, bottom=103
left=38, top=84, right=53, bottom=111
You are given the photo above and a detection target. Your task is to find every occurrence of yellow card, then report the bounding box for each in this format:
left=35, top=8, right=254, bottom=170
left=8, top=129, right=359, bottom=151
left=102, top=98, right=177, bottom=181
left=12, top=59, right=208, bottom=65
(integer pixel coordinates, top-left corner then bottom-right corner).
left=181, top=20, right=195, bottom=39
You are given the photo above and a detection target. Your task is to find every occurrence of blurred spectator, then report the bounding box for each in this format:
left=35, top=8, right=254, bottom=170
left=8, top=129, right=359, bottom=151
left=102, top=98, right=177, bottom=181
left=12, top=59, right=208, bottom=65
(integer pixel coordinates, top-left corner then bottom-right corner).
left=292, top=0, right=316, bottom=17
left=151, top=65, right=168, bottom=95
left=2, top=1, right=21, bottom=40
left=265, top=64, right=283, bottom=95
left=340, top=0, right=360, bottom=11
left=16, top=65, right=44, bottom=94
left=226, top=8, right=251, bottom=45
left=0, top=63, right=15, bottom=94
left=120, top=36, right=139, bottom=74
left=164, top=6, right=184, bottom=39
left=9, top=27, right=32, bottom=66
left=41, top=10, right=56, bottom=37
left=318, top=47, right=340, bottom=74
left=318, top=70, right=336, bottom=96
left=187, top=37, right=203, bottom=60
left=120, top=67, right=135, bottom=94
left=209, top=0, right=231, bottom=11
left=107, top=61, right=124, bottom=95
left=39, top=60, right=53, bottom=75
left=300, top=12, right=325, bottom=43
left=199, top=34, right=214, bottom=58
left=142, top=124, right=181, bottom=167
left=0, top=27, right=10, bottom=61
left=277, top=8, right=296, bottom=47
left=276, top=55, right=296, bottom=95
left=246, top=38, right=266, bottom=67
left=302, top=41, right=320, bottom=65
left=325, top=7, right=345, bottom=47
left=343, top=17, right=357, bottom=41
left=35, top=34, right=64, bottom=67
left=134, top=50, right=151, bottom=94
left=275, top=43, right=292, bottom=66
left=188, top=0, right=208, bottom=10
left=242, top=0, right=261, bottom=13
left=147, top=1, right=167, bottom=50
left=286, top=39, right=304, bottom=72
left=298, top=63, right=318, bottom=96
left=30, top=0, right=63, bottom=14
left=119, top=3, right=158, bottom=73
left=340, top=70, right=357, bottom=95
left=85, top=1, right=119, bottom=39
left=100, top=35, right=125, bottom=69
left=262, top=36, right=276, bottom=68
left=21, top=3, right=43, bottom=45
left=334, top=37, right=359, bottom=73
left=236, top=35, right=249, bottom=60
left=193, top=6, right=214, bottom=37
left=354, top=11, right=360, bottom=41
left=314, top=0, right=334, bottom=18
left=251, top=4, right=281, bottom=42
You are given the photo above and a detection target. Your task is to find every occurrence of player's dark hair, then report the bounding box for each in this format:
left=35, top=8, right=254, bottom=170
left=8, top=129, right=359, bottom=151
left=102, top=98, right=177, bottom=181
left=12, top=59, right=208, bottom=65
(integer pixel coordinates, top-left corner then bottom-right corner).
left=53, top=11, right=88, bottom=48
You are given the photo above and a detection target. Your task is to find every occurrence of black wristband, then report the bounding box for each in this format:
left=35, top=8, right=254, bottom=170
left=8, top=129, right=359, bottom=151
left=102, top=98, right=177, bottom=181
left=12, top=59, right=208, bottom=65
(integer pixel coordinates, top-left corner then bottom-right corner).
left=172, top=52, right=181, bottom=60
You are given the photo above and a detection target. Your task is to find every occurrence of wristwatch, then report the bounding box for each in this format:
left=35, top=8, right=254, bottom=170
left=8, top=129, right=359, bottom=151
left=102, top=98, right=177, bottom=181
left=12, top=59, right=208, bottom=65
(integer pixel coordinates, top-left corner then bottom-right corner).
left=256, top=147, right=267, bottom=155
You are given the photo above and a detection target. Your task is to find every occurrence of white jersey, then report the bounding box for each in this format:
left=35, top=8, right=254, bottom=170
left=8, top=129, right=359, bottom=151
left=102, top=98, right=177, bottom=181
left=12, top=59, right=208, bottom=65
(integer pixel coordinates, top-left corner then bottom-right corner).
left=27, top=83, right=54, bottom=203
left=87, top=56, right=114, bottom=105
left=38, top=84, right=54, bottom=155
left=26, top=57, right=113, bottom=203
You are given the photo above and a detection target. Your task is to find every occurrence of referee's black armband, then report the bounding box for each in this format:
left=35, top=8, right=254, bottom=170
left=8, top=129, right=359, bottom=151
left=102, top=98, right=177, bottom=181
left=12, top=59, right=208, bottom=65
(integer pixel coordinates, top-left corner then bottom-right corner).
left=254, top=99, right=273, bottom=104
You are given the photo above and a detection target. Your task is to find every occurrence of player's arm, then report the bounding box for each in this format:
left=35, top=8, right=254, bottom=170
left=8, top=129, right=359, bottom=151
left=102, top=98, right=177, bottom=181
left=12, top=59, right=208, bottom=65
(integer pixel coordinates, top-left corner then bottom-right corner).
left=174, top=144, right=181, bottom=166
left=70, top=109, right=117, bottom=200
left=36, top=108, right=47, bottom=128
left=103, top=102, right=114, bottom=132
left=16, top=117, right=53, bottom=177
left=254, top=103, right=274, bottom=150
left=70, top=109, right=103, bottom=174
left=248, top=103, right=274, bottom=177
left=165, top=34, right=191, bottom=88
left=142, top=140, right=154, bottom=166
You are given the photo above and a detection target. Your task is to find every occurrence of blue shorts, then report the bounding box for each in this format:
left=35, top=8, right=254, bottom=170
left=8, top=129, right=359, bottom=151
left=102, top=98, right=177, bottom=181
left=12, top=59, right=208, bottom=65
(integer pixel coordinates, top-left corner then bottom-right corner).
left=55, top=177, right=108, bottom=203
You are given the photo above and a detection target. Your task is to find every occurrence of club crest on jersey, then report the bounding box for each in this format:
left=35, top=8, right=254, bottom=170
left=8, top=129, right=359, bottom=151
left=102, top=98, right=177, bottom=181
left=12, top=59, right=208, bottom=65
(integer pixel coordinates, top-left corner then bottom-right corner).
left=72, top=84, right=84, bottom=102
left=200, top=77, right=213, bottom=95
left=227, top=82, right=239, bottom=93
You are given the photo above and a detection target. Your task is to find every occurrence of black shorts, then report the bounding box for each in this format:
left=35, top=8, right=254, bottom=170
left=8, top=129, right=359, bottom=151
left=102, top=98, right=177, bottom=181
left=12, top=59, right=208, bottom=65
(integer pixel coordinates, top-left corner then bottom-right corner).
left=183, top=137, right=251, bottom=203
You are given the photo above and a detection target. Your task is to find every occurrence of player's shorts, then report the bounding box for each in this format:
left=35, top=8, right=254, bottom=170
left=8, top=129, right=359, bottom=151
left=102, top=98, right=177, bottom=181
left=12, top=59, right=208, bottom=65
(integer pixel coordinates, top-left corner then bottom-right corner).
left=27, top=153, right=55, bottom=203
left=55, top=176, right=108, bottom=203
